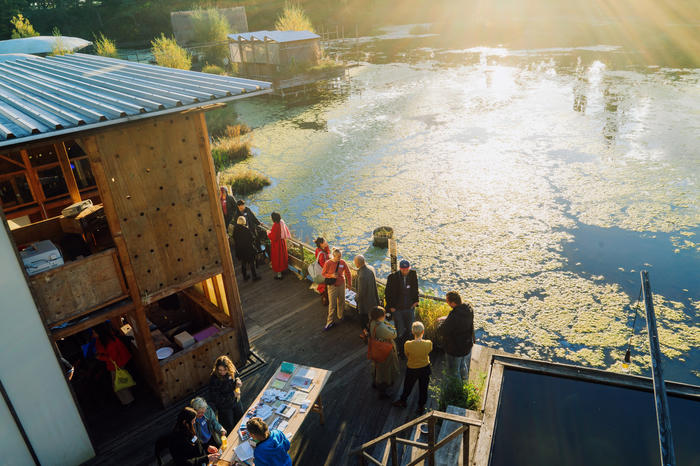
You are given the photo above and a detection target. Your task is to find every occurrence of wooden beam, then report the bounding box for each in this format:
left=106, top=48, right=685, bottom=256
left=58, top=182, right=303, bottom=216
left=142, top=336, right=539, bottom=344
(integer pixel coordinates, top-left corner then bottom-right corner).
left=361, top=451, right=384, bottom=466
left=51, top=299, right=134, bottom=340
left=19, top=149, right=46, bottom=219
left=193, top=112, right=248, bottom=357
left=79, top=135, right=163, bottom=393
left=181, top=287, right=236, bottom=328
left=0, top=153, right=25, bottom=170
left=54, top=142, right=81, bottom=204
left=395, top=438, right=428, bottom=449
left=472, top=362, right=504, bottom=466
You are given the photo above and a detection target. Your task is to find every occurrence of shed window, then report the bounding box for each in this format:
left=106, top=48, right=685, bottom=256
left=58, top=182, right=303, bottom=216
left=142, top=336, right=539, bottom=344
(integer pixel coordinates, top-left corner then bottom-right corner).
left=28, top=145, right=58, bottom=167
left=37, top=165, right=68, bottom=199
left=0, top=173, right=34, bottom=208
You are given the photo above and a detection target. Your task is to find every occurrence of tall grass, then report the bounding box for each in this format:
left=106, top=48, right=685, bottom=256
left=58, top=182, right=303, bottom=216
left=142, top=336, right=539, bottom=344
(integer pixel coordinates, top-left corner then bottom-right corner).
left=94, top=33, right=119, bottom=58
left=202, top=64, right=226, bottom=75
left=220, top=168, right=271, bottom=195
left=415, top=298, right=452, bottom=342
left=274, top=2, right=314, bottom=32
left=151, top=34, right=191, bottom=70
left=211, top=136, right=252, bottom=171
left=50, top=27, right=70, bottom=56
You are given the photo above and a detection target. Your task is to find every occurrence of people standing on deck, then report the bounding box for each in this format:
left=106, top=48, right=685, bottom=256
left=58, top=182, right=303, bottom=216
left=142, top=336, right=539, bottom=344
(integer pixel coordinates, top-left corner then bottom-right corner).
left=354, top=254, right=379, bottom=340
left=393, top=321, right=432, bottom=415
left=438, top=291, right=475, bottom=381
left=190, top=397, right=226, bottom=449
left=267, top=212, right=290, bottom=280
left=369, top=306, right=400, bottom=399
left=385, top=259, right=419, bottom=358
left=209, top=355, right=244, bottom=433
left=314, top=237, right=331, bottom=306
left=233, top=216, right=260, bottom=281
left=246, top=417, right=293, bottom=466
left=169, top=407, right=220, bottom=466
left=219, top=186, right=236, bottom=232
left=321, top=248, right=352, bottom=331
left=234, top=200, right=261, bottom=237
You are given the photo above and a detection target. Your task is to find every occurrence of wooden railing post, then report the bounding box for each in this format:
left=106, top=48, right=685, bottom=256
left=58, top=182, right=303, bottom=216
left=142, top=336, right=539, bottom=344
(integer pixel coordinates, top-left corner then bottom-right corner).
left=389, top=238, right=397, bottom=273
left=463, top=425, right=470, bottom=465
left=390, top=435, right=398, bottom=466
left=427, top=416, right=436, bottom=466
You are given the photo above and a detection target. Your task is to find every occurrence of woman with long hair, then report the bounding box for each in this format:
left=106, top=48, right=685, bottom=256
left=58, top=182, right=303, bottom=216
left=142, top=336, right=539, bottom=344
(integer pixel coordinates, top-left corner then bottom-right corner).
left=314, top=237, right=331, bottom=306
left=209, top=355, right=244, bottom=432
left=369, top=306, right=400, bottom=400
left=168, top=407, right=220, bottom=466
left=267, top=212, right=290, bottom=280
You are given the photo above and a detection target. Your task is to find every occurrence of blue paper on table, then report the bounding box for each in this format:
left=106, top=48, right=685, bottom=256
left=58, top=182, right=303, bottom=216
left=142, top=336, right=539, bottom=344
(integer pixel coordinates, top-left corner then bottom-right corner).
left=281, top=362, right=295, bottom=373
left=290, top=375, right=313, bottom=391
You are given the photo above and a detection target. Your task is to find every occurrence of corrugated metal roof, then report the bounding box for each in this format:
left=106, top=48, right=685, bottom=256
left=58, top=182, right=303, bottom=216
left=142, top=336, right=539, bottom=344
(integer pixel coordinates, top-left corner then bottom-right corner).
left=228, top=30, right=320, bottom=43
left=0, top=53, right=271, bottom=148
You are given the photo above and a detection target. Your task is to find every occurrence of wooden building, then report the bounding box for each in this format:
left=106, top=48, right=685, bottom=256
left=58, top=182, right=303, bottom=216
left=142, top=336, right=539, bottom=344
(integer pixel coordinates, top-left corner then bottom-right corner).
left=0, top=50, right=271, bottom=445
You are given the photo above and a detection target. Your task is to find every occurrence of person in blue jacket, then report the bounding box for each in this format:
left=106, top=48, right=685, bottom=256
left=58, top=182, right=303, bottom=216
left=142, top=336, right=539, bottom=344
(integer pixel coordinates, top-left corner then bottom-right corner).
left=246, top=417, right=292, bottom=466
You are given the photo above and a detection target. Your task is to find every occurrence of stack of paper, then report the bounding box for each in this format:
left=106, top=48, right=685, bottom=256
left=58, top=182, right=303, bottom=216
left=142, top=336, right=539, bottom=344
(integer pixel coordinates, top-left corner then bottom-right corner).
left=290, top=375, right=313, bottom=392
left=235, top=442, right=254, bottom=462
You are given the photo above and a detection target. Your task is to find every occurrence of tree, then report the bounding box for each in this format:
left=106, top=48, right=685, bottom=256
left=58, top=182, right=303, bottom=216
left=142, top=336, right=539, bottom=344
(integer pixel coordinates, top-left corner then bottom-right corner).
left=94, top=33, right=119, bottom=58
left=10, top=13, right=39, bottom=38
left=151, top=34, right=191, bottom=70
left=192, top=8, right=230, bottom=65
left=274, top=2, right=314, bottom=32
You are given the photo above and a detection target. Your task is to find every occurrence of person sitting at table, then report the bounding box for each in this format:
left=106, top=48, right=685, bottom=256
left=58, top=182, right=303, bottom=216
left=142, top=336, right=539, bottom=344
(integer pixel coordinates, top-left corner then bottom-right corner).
left=190, top=397, right=226, bottom=448
left=246, top=417, right=292, bottom=466
left=168, top=407, right=220, bottom=466
left=209, top=355, right=244, bottom=433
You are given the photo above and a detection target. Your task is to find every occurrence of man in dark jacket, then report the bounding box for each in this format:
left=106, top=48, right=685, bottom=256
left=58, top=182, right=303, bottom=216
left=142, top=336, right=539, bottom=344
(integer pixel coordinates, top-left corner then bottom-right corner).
left=438, top=291, right=475, bottom=380
left=385, top=259, right=419, bottom=357
left=354, top=254, right=379, bottom=335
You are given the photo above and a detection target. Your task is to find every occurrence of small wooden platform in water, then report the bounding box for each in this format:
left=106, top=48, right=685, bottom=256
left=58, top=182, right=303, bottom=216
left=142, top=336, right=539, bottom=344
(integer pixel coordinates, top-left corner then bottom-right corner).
left=87, top=264, right=465, bottom=465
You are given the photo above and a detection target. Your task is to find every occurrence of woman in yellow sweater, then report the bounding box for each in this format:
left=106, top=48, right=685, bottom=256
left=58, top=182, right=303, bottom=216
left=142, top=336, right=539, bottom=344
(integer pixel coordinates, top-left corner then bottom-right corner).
left=393, top=321, right=432, bottom=414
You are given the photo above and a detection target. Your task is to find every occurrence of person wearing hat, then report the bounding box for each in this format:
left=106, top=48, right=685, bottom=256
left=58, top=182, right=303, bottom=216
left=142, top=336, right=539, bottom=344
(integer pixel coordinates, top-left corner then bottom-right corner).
left=385, top=259, right=419, bottom=357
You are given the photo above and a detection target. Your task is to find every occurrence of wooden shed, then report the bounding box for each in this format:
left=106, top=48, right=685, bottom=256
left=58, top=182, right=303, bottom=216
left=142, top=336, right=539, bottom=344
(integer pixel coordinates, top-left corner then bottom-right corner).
left=0, top=53, right=271, bottom=407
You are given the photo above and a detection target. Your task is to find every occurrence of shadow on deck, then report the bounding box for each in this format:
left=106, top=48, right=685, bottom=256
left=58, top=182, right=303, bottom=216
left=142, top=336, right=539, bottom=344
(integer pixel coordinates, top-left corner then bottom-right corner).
left=86, top=264, right=451, bottom=466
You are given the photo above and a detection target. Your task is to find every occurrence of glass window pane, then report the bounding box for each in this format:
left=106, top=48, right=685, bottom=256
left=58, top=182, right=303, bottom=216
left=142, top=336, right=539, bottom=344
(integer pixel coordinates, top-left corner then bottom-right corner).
left=0, top=174, right=34, bottom=207
left=66, top=141, right=86, bottom=160
left=38, top=165, right=68, bottom=198
left=71, top=158, right=96, bottom=190
left=28, top=145, right=58, bottom=167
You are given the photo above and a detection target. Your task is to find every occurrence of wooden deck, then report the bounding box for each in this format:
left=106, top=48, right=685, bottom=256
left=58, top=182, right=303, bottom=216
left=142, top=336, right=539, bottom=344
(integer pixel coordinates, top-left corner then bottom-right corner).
left=86, top=264, right=456, bottom=466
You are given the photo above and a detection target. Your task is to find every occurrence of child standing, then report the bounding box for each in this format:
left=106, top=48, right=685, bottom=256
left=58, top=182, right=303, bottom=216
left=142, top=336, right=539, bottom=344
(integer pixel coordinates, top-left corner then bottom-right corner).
left=393, top=321, right=433, bottom=414
left=246, top=417, right=292, bottom=466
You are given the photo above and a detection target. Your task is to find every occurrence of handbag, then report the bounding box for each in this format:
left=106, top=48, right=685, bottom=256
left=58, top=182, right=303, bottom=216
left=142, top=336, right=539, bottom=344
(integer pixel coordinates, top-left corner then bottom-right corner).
left=367, top=325, right=393, bottom=363
left=324, top=260, right=340, bottom=286
left=112, top=360, right=136, bottom=392
left=309, top=261, right=324, bottom=284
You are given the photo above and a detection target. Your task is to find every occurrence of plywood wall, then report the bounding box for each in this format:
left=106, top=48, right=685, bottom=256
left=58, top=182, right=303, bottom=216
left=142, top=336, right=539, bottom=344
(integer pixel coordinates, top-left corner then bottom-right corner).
left=88, top=115, right=223, bottom=303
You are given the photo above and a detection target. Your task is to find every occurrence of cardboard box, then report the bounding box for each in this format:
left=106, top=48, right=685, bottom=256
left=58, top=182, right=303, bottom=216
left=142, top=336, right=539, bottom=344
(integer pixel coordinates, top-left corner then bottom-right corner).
left=174, top=331, right=195, bottom=349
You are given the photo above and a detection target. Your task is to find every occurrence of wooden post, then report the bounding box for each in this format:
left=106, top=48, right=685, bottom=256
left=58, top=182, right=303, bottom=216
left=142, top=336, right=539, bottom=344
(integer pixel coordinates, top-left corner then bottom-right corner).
left=463, top=425, right=470, bottom=465
left=427, top=416, right=436, bottom=466
left=389, top=238, right=397, bottom=273
left=55, top=142, right=81, bottom=204
left=78, top=135, right=163, bottom=393
left=390, top=436, right=398, bottom=466
left=194, top=111, right=250, bottom=358
left=19, top=149, right=46, bottom=219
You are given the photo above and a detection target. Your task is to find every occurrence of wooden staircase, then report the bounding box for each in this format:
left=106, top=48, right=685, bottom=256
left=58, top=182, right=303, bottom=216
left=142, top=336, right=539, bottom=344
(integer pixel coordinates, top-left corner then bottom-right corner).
left=350, top=409, right=482, bottom=466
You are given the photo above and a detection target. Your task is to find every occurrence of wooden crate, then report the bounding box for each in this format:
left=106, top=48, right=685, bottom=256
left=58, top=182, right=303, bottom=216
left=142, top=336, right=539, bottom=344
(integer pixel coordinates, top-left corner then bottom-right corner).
left=88, top=115, right=223, bottom=304
left=159, top=327, right=242, bottom=405
left=29, top=248, right=128, bottom=325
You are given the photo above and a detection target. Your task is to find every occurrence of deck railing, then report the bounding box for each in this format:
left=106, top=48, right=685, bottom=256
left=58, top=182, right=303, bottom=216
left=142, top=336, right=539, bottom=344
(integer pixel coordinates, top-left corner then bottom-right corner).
left=349, top=410, right=482, bottom=466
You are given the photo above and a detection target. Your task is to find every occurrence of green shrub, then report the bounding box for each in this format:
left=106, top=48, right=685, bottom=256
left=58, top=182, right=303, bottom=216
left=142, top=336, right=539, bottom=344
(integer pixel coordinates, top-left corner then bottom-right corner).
left=151, top=34, right=191, bottom=70
left=211, top=136, right=252, bottom=171
left=220, top=168, right=270, bottom=195
left=274, top=2, right=314, bottom=32
left=202, top=64, right=226, bottom=75
left=94, top=33, right=119, bottom=58
left=11, top=14, right=39, bottom=38
left=415, top=298, right=452, bottom=342
left=429, top=371, right=484, bottom=411
left=192, top=8, right=230, bottom=65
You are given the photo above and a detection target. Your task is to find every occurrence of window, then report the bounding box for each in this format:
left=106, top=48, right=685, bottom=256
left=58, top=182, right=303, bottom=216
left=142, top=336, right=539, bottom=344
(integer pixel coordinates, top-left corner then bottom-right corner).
left=71, top=157, right=96, bottom=190
left=37, top=165, right=68, bottom=199
left=27, top=145, right=58, bottom=167
left=0, top=173, right=34, bottom=208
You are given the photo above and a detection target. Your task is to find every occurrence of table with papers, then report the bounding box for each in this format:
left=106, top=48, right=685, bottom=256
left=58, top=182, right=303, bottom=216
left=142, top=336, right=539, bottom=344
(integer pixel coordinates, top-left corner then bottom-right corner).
left=218, top=362, right=332, bottom=465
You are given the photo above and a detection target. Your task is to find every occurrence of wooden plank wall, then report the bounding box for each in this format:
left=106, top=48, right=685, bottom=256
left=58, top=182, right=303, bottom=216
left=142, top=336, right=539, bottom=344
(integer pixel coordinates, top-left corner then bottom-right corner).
left=160, top=328, right=242, bottom=405
left=88, top=115, right=223, bottom=304
left=29, top=248, right=127, bottom=325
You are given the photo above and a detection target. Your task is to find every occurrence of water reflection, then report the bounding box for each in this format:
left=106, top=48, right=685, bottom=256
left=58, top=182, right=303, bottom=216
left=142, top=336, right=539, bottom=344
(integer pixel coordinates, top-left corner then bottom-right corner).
left=229, top=32, right=700, bottom=383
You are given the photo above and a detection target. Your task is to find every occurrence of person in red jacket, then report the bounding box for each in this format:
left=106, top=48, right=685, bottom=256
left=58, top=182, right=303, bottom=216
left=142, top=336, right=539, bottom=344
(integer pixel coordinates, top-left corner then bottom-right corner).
left=314, top=237, right=331, bottom=306
left=267, top=212, right=289, bottom=279
left=321, top=248, right=352, bottom=331
left=93, top=323, right=134, bottom=405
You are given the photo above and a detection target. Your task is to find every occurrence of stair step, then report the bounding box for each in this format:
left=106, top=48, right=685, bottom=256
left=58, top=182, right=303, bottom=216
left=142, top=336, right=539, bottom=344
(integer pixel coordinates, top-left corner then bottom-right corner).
left=435, top=405, right=467, bottom=466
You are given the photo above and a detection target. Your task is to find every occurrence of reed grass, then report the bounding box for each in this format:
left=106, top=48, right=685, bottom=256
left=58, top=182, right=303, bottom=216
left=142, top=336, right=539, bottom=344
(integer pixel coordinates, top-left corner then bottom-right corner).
left=220, top=168, right=270, bottom=195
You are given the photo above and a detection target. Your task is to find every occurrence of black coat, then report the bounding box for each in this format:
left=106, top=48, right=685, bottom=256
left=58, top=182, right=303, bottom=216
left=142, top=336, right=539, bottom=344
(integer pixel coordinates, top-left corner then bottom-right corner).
left=233, top=224, right=256, bottom=261
left=385, top=269, right=419, bottom=310
left=439, top=303, right=474, bottom=356
left=222, top=195, right=237, bottom=228
left=168, top=430, right=208, bottom=466
left=209, top=373, right=240, bottom=410
left=233, top=207, right=261, bottom=231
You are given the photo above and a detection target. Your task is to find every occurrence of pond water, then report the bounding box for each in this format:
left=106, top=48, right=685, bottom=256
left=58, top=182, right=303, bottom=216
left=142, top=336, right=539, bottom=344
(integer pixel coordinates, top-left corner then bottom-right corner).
left=226, top=24, right=699, bottom=383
